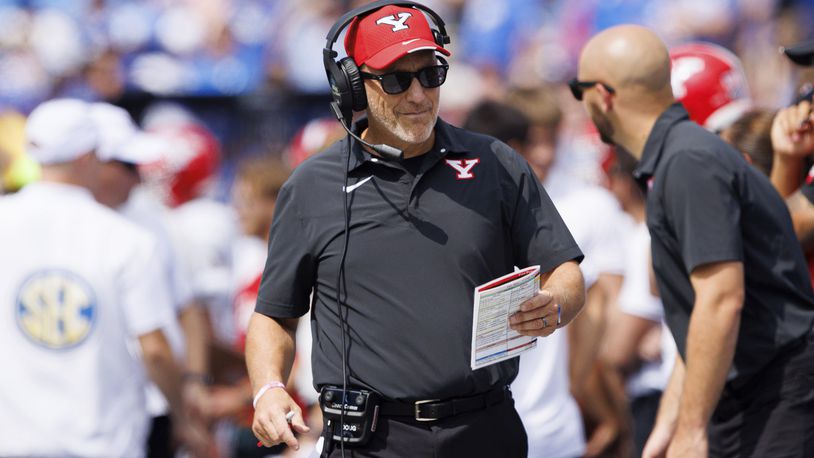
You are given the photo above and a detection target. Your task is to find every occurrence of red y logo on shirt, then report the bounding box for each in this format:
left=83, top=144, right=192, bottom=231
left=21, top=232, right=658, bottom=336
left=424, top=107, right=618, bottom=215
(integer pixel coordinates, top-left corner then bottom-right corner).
left=445, top=159, right=480, bottom=180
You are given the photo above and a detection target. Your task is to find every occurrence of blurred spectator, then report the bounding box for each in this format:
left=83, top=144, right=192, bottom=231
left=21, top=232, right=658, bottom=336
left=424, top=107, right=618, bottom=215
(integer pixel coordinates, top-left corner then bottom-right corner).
left=200, top=154, right=310, bottom=457
left=89, top=102, right=215, bottom=458
left=461, top=100, right=529, bottom=152
left=139, top=101, right=242, bottom=456
left=139, top=103, right=238, bottom=346
left=230, top=156, right=291, bottom=350
left=0, top=98, right=204, bottom=457
left=504, top=86, right=562, bottom=181
left=60, top=50, right=126, bottom=102
left=720, top=108, right=777, bottom=176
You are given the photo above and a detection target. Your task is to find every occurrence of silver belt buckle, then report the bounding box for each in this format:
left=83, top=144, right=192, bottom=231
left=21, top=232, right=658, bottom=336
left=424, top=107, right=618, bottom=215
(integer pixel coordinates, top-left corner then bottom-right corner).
left=414, top=399, right=440, bottom=422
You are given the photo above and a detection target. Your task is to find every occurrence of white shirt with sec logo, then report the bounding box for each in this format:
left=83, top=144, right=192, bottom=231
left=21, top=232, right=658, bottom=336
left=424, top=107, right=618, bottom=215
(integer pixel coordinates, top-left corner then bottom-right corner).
left=0, top=182, right=175, bottom=457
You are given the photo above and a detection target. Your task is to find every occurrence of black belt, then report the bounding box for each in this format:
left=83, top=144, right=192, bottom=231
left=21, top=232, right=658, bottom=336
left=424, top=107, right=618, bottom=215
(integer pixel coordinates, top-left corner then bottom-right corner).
left=379, top=386, right=510, bottom=422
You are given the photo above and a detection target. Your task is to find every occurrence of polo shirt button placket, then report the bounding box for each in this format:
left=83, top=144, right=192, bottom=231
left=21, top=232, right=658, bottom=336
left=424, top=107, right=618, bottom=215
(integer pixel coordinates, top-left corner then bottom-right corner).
left=400, top=170, right=413, bottom=213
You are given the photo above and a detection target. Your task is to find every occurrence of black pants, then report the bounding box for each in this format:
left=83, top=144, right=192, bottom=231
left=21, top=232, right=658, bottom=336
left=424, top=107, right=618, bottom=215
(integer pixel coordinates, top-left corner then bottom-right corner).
left=322, top=397, right=527, bottom=457
left=147, top=415, right=172, bottom=458
left=631, top=391, right=661, bottom=458
left=709, top=331, right=814, bottom=457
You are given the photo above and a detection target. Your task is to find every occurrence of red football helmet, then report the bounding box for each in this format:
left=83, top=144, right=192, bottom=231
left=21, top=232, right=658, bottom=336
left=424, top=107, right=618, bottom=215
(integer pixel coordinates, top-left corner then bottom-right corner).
left=670, top=42, right=752, bottom=131
left=139, top=123, right=221, bottom=207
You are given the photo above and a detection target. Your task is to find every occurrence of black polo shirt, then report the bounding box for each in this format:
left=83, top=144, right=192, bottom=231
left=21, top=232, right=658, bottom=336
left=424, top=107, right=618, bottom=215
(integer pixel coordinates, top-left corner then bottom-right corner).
left=255, top=117, right=582, bottom=401
left=634, top=103, right=814, bottom=387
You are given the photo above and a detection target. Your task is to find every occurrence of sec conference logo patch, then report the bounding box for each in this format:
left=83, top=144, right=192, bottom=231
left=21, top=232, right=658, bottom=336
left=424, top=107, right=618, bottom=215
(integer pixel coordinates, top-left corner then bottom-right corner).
left=16, top=270, right=97, bottom=349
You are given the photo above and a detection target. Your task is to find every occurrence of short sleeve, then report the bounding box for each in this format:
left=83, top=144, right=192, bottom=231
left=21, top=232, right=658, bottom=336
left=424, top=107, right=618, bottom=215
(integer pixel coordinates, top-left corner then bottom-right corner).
left=503, top=147, right=583, bottom=272
left=255, top=181, right=315, bottom=318
left=662, top=151, right=743, bottom=273
left=120, top=233, right=175, bottom=337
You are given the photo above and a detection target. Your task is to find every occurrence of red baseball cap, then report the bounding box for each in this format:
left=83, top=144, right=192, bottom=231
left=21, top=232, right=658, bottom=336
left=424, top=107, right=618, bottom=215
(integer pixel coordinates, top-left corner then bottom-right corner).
left=344, top=4, right=451, bottom=70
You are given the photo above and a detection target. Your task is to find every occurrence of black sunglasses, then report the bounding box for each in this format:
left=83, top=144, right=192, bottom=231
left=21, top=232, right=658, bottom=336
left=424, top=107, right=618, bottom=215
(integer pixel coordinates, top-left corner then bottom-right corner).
left=360, top=57, right=449, bottom=95
left=568, top=78, right=616, bottom=101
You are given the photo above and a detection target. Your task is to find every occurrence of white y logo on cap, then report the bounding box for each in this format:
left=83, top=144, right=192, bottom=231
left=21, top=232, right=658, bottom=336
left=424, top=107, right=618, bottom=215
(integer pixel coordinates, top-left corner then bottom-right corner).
left=376, top=12, right=412, bottom=32
left=445, top=159, right=480, bottom=180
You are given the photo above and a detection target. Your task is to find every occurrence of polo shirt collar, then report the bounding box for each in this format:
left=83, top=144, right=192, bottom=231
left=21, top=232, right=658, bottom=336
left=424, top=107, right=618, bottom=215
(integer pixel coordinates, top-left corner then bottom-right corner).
left=433, top=117, right=470, bottom=156
left=346, top=117, right=373, bottom=172
left=345, top=117, right=465, bottom=172
left=633, top=103, right=689, bottom=183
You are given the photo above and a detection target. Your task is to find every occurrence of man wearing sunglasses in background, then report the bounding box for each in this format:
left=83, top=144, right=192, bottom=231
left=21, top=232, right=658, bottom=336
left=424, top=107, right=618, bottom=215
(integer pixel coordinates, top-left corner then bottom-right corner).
left=247, top=2, right=585, bottom=457
left=574, top=25, right=814, bottom=458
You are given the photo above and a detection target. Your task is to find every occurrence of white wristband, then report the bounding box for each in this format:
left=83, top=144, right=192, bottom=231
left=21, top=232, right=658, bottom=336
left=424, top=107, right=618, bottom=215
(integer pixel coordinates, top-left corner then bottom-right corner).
left=253, top=381, right=286, bottom=409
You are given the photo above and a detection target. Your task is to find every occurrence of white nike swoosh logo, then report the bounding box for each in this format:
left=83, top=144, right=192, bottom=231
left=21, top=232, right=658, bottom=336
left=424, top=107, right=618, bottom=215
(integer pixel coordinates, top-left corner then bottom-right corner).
left=402, top=38, right=420, bottom=46
left=343, top=176, right=373, bottom=193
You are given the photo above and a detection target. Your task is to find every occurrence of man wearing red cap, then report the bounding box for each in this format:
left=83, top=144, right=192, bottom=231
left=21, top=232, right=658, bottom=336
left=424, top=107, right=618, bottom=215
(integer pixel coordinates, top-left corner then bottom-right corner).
left=246, top=3, right=585, bottom=457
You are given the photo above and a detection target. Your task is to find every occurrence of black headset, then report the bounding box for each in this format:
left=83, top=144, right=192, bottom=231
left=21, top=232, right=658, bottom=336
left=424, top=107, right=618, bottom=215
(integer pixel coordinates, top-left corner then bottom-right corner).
left=322, top=0, right=450, bottom=124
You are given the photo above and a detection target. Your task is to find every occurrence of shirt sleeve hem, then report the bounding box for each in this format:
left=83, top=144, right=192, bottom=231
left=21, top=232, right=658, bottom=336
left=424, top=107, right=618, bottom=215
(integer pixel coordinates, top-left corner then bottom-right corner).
left=686, top=251, right=742, bottom=274
left=537, top=245, right=584, bottom=274
left=254, top=298, right=308, bottom=319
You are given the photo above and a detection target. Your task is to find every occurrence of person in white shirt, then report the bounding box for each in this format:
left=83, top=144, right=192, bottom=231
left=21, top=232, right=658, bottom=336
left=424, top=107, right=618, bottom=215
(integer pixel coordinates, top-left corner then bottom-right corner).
left=0, top=98, right=191, bottom=458
left=88, top=102, right=215, bottom=457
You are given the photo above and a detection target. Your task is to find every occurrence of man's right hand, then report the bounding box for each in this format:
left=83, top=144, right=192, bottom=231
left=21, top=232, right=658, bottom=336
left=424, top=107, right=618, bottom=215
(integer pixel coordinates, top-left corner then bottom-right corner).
left=252, top=387, right=311, bottom=450
left=772, top=100, right=814, bottom=159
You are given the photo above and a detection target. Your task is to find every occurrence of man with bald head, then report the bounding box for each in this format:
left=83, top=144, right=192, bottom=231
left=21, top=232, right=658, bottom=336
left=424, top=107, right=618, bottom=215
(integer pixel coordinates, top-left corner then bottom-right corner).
left=574, top=25, right=814, bottom=457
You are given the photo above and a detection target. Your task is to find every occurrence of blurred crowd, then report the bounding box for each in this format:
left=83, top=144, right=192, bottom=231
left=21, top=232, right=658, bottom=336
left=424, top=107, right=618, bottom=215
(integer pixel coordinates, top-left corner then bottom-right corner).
left=1, top=0, right=813, bottom=185
left=3, top=0, right=814, bottom=457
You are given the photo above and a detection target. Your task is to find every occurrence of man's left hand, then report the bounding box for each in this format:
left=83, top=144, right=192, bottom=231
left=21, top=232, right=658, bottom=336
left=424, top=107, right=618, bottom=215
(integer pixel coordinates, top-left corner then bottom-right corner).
left=666, top=426, right=707, bottom=458
left=509, top=289, right=559, bottom=337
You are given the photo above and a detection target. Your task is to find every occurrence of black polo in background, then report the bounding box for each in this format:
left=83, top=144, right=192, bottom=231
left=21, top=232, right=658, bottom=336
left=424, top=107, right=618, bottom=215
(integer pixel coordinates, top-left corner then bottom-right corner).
left=634, top=103, right=814, bottom=387
left=255, top=117, right=582, bottom=401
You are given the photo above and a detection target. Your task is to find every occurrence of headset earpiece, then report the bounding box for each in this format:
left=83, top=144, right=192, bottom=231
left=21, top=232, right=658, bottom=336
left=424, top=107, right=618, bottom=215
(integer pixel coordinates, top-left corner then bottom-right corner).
left=325, top=52, right=353, bottom=122
left=339, top=57, right=368, bottom=112
left=432, top=29, right=448, bottom=47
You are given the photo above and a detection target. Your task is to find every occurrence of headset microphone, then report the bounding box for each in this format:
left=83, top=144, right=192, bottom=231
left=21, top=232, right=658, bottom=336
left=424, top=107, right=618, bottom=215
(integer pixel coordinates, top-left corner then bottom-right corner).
left=331, top=102, right=404, bottom=161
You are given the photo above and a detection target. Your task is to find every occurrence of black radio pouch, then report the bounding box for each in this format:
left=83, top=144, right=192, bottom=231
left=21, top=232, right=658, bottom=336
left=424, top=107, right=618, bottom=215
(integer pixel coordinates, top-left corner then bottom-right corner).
left=319, top=386, right=381, bottom=447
